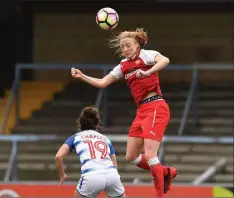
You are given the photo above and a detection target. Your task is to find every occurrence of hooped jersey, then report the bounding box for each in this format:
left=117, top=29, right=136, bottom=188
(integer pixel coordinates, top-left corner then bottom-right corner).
left=110, top=49, right=163, bottom=104
left=65, top=130, right=117, bottom=176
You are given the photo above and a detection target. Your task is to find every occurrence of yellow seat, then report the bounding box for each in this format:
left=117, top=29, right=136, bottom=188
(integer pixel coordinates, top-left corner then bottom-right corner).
left=0, top=81, right=65, bottom=134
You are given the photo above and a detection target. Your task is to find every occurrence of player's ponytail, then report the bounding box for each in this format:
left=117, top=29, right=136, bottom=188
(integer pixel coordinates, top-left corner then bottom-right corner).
left=109, top=28, right=148, bottom=55
left=134, top=28, right=148, bottom=48
left=77, top=106, right=100, bottom=131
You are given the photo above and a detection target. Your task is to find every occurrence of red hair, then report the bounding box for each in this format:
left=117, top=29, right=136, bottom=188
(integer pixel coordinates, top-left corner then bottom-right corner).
left=109, top=28, right=148, bottom=55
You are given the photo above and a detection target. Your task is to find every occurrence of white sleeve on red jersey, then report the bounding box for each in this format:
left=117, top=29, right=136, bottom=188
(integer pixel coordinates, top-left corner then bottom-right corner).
left=141, top=49, right=161, bottom=65
left=109, top=64, right=123, bottom=79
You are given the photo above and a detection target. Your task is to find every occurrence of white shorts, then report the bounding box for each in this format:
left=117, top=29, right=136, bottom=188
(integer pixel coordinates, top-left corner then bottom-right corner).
left=77, top=171, right=125, bottom=197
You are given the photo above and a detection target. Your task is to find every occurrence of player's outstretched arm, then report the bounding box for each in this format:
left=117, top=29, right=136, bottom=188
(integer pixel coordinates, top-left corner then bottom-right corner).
left=55, top=144, right=70, bottom=185
left=71, top=67, right=118, bottom=88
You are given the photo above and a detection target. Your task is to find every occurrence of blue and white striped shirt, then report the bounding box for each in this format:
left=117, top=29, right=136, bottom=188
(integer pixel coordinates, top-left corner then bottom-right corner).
left=65, top=130, right=117, bottom=176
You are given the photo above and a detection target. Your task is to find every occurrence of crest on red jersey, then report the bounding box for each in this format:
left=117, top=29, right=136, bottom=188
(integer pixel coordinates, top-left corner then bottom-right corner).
left=135, top=60, right=141, bottom=65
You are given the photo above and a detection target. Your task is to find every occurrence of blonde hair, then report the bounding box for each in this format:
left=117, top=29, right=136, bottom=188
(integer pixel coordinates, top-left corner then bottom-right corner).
left=109, top=28, right=148, bottom=55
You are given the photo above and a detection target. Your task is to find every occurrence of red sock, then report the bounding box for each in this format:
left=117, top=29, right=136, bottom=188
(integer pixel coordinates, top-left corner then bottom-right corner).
left=150, top=164, right=164, bottom=198
left=136, top=154, right=169, bottom=177
left=136, top=154, right=150, bottom=170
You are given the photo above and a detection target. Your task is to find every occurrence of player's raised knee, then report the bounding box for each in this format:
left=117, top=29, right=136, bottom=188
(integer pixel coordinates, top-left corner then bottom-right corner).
left=125, top=154, right=139, bottom=162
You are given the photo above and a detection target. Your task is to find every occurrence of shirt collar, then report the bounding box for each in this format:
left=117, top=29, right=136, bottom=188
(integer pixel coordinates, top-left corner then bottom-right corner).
left=127, top=49, right=141, bottom=61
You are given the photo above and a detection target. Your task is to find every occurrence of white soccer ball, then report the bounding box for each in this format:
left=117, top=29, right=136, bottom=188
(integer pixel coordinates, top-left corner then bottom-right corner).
left=96, top=7, right=119, bottom=30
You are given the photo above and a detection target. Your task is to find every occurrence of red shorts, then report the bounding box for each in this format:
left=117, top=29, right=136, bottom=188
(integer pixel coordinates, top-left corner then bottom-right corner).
left=129, top=99, right=170, bottom=142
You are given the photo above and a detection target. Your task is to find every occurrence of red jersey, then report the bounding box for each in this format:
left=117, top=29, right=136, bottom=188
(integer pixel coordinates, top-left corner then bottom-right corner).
left=110, top=49, right=162, bottom=105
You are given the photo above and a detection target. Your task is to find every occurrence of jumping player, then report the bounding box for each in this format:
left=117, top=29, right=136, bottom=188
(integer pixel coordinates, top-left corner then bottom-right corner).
left=71, top=28, right=177, bottom=197
left=55, top=106, right=126, bottom=197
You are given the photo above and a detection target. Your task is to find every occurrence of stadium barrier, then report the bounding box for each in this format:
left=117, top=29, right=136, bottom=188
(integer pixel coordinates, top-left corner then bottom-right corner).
left=0, top=134, right=233, bottom=184
left=0, top=183, right=233, bottom=197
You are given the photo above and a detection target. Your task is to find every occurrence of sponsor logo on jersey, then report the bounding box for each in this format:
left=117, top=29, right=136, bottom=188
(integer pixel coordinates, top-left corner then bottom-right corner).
left=125, top=69, right=137, bottom=79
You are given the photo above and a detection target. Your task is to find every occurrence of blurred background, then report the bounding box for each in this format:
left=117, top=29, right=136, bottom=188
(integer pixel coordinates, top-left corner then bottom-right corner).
left=0, top=0, right=233, bottom=197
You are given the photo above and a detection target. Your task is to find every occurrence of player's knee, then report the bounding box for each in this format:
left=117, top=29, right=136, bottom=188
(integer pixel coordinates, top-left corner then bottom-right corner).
left=125, top=153, right=137, bottom=162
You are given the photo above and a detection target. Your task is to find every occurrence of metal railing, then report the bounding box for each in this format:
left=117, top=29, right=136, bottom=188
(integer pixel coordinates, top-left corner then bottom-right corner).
left=178, top=63, right=233, bottom=135
left=1, top=135, right=64, bottom=183
left=1, top=134, right=233, bottom=183
left=3, top=141, right=18, bottom=183
left=177, top=67, right=198, bottom=135
left=192, top=157, right=227, bottom=185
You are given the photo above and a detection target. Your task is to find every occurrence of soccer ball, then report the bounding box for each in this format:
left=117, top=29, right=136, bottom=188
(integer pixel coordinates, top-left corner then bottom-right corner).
left=96, top=7, right=119, bottom=30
